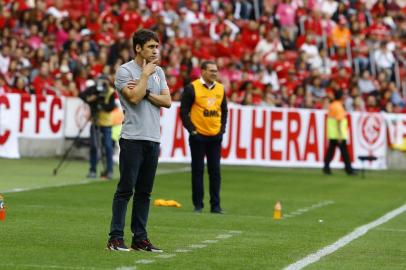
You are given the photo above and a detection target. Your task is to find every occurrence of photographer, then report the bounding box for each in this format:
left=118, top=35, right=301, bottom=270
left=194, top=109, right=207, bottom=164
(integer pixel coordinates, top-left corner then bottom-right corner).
left=79, top=75, right=116, bottom=180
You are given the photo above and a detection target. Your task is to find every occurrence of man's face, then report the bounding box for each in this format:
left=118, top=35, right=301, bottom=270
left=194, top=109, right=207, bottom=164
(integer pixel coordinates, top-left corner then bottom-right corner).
left=202, top=64, right=218, bottom=84
left=137, top=39, right=159, bottom=63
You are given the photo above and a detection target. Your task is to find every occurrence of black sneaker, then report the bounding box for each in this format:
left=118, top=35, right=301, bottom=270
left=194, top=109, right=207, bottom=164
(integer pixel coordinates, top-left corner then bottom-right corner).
left=194, top=207, right=203, bottom=213
left=211, top=207, right=224, bottom=214
left=87, top=171, right=97, bottom=178
left=131, top=239, right=163, bottom=253
left=106, top=238, right=130, bottom=251
left=101, top=171, right=113, bottom=180
left=322, top=168, right=332, bottom=175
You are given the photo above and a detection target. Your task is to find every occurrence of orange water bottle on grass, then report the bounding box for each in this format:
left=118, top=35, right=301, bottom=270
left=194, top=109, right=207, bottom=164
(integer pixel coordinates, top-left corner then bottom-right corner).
left=273, top=201, right=282, bottom=220
left=0, top=194, right=6, bottom=221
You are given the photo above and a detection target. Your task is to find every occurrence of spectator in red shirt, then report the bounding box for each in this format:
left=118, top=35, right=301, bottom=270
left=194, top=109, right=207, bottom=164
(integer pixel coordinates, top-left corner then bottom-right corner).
left=120, top=0, right=141, bottom=38
left=305, top=10, right=323, bottom=38
left=100, top=2, right=120, bottom=27
left=95, top=23, right=115, bottom=47
left=215, top=33, right=234, bottom=58
left=365, top=95, right=380, bottom=112
left=351, top=33, right=370, bottom=73
left=32, top=62, right=56, bottom=96
left=365, top=16, right=389, bottom=41
left=9, top=76, right=31, bottom=95
left=240, top=20, right=260, bottom=51
left=371, top=0, right=386, bottom=17
left=191, top=39, right=211, bottom=60
left=86, top=10, right=100, bottom=35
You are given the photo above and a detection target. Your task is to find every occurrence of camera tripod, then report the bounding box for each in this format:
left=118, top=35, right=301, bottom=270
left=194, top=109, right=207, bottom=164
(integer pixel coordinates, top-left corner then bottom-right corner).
left=53, top=118, right=108, bottom=177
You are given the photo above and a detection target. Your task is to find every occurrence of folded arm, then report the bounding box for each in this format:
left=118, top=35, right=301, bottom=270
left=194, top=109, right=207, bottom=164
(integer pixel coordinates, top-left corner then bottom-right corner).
left=146, top=89, right=171, bottom=108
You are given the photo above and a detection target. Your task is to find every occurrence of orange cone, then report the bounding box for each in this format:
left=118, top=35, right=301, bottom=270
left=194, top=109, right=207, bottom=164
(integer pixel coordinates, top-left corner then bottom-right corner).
left=273, top=201, right=282, bottom=220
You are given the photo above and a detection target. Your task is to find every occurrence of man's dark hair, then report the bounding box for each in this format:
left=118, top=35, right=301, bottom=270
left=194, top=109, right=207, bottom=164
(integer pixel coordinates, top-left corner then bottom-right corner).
left=334, top=89, right=344, bottom=100
left=201, top=60, right=216, bottom=70
left=132, top=29, right=159, bottom=54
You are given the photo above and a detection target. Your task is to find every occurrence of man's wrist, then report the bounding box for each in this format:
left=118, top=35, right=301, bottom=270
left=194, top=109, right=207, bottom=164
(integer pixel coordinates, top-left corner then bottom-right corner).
left=191, top=130, right=198, bottom=135
left=144, top=89, right=150, bottom=99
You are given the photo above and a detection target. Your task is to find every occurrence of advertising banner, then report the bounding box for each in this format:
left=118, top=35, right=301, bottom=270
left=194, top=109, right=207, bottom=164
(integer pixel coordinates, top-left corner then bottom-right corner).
left=64, top=97, right=91, bottom=138
left=160, top=104, right=387, bottom=169
left=0, top=94, right=20, bottom=158
left=18, top=95, right=65, bottom=138
left=384, top=112, right=406, bottom=151
left=0, top=96, right=395, bottom=170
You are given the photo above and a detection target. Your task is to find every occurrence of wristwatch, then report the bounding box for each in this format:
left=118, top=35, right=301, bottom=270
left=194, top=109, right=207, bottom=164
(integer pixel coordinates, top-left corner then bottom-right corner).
left=144, top=89, right=150, bottom=99
left=191, top=130, right=198, bottom=135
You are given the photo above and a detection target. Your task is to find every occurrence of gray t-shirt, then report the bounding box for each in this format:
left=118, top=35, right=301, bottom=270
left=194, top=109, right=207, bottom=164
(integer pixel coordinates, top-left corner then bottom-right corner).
left=114, top=60, right=168, bottom=143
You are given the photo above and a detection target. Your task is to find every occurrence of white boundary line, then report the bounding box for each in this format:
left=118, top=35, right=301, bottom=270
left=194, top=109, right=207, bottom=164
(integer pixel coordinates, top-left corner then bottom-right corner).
left=375, top=228, right=406, bottom=233
left=284, top=201, right=334, bottom=219
left=0, top=264, right=109, bottom=270
left=283, top=203, right=406, bottom=270
left=2, top=167, right=190, bottom=194
left=116, top=230, right=242, bottom=270
left=116, top=267, right=137, bottom=270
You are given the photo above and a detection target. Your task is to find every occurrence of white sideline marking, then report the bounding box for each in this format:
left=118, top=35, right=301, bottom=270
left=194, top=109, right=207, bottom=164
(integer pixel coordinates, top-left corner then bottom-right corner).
left=216, top=234, right=233, bottom=239
left=174, top=249, right=192, bottom=253
left=375, top=228, right=406, bottom=233
left=202, top=240, right=218, bottom=244
left=155, top=253, right=176, bottom=259
left=283, top=203, right=406, bottom=270
left=135, top=259, right=155, bottom=264
left=228, top=230, right=242, bottom=234
left=2, top=167, right=190, bottom=194
left=284, top=201, right=334, bottom=219
left=118, top=231, right=242, bottom=270
left=1, top=264, right=107, bottom=270
left=190, top=244, right=207, bottom=249
left=3, top=179, right=95, bottom=194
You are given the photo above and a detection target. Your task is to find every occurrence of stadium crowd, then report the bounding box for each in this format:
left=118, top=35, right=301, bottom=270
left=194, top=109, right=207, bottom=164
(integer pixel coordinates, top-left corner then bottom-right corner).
left=0, top=0, right=405, bottom=113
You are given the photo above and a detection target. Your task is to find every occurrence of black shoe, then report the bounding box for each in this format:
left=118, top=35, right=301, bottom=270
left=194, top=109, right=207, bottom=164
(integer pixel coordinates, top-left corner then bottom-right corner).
left=131, top=239, right=163, bottom=253
left=347, top=170, right=358, bottom=176
left=194, top=207, right=203, bottom=213
left=106, top=238, right=130, bottom=251
left=211, top=208, right=224, bottom=214
left=101, top=171, right=113, bottom=180
left=87, top=171, right=97, bottom=178
left=323, top=168, right=332, bottom=175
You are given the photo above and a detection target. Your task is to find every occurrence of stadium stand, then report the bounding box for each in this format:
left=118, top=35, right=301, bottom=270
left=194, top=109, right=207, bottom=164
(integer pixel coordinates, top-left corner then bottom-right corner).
left=0, top=0, right=405, bottom=113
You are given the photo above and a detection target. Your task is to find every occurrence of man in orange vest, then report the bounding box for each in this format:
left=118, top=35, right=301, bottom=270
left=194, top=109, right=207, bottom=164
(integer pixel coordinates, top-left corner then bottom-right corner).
left=180, top=60, right=228, bottom=213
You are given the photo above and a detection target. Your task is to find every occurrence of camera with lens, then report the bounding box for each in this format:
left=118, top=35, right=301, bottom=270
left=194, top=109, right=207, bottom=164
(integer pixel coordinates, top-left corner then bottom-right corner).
left=79, top=75, right=114, bottom=119
left=96, top=78, right=109, bottom=96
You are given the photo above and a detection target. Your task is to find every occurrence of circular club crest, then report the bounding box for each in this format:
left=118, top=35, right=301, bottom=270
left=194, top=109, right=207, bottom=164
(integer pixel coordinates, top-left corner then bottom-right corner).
left=357, top=113, right=385, bottom=151
left=75, top=103, right=91, bottom=129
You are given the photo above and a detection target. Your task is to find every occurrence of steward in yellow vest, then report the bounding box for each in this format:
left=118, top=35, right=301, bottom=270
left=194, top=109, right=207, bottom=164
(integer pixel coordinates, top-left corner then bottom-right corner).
left=180, top=61, right=228, bottom=214
left=323, top=89, right=356, bottom=176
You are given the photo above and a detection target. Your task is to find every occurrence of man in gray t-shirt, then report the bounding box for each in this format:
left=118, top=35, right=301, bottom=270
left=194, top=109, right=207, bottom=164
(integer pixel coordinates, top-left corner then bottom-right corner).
left=107, top=29, right=171, bottom=253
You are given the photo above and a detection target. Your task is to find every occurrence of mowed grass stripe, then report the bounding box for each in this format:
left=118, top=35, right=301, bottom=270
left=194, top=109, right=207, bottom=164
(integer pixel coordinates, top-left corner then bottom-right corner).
left=2, top=166, right=190, bottom=194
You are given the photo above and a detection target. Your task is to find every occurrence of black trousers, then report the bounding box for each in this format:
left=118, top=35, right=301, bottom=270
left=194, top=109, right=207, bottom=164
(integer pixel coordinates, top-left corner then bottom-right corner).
left=189, top=134, right=222, bottom=211
left=324, top=139, right=353, bottom=173
left=109, top=139, right=160, bottom=242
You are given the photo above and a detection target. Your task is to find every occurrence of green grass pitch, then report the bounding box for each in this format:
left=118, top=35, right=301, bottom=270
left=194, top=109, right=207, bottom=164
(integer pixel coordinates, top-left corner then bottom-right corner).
left=0, top=158, right=405, bottom=270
